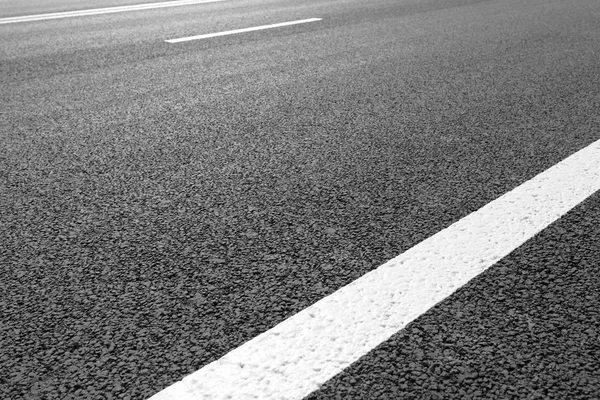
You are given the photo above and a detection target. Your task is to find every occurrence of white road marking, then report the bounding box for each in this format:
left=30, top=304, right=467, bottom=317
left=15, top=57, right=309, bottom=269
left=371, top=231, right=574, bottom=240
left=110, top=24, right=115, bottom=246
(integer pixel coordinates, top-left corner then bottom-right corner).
left=0, top=0, right=225, bottom=25
left=149, top=138, right=600, bottom=400
left=165, top=18, right=323, bottom=43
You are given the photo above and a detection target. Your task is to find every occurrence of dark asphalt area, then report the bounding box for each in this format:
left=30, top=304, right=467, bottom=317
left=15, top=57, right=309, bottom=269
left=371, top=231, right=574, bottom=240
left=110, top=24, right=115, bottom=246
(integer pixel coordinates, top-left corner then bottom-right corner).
left=1, top=0, right=599, bottom=399
left=307, top=191, right=600, bottom=400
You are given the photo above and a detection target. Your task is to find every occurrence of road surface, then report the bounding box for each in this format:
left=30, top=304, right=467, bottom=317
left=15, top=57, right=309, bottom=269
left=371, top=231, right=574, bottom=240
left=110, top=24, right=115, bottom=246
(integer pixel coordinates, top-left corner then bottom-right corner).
left=1, top=0, right=599, bottom=399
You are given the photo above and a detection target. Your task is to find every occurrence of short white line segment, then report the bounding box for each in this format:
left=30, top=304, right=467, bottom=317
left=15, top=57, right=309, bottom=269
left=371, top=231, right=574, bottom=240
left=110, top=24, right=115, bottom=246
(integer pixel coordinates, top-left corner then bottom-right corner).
left=149, top=138, right=600, bottom=400
left=165, top=18, right=322, bottom=43
left=0, top=0, right=225, bottom=25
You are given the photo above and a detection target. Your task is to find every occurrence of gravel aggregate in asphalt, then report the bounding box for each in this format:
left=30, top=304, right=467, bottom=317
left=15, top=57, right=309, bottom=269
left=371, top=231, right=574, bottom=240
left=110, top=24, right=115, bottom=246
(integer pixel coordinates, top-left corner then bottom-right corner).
left=307, top=192, right=600, bottom=400
left=1, top=0, right=600, bottom=399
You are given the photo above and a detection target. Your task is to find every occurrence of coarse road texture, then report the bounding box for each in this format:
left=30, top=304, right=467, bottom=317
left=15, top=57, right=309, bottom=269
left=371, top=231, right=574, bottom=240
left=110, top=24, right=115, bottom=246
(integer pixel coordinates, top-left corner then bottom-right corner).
left=306, top=191, right=600, bottom=399
left=1, top=0, right=599, bottom=399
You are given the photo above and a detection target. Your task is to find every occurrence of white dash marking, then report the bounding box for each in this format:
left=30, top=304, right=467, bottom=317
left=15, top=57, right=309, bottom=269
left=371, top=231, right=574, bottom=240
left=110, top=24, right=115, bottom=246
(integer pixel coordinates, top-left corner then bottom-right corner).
left=149, top=138, right=600, bottom=400
left=0, top=0, right=225, bottom=25
left=165, top=18, right=322, bottom=43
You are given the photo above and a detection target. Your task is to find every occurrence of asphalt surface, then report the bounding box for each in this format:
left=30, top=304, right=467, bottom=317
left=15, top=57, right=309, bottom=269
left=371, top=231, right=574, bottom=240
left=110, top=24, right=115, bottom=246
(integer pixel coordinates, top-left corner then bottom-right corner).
left=1, top=0, right=599, bottom=399
left=307, top=191, right=600, bottom=399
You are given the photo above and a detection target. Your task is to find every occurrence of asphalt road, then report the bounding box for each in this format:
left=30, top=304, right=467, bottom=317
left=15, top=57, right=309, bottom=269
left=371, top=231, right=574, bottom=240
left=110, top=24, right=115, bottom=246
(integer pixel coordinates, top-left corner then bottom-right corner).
left=307, top=190, right=600, bottom=399
left=1, top=0, right=599, bottom=399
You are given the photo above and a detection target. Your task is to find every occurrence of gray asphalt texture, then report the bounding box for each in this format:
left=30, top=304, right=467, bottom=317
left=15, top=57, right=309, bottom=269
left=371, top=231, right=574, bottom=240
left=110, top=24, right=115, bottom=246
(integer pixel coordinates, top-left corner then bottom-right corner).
left=306, top=191, right=600, bottom=399
left=1, top=0, right=599, bottom=399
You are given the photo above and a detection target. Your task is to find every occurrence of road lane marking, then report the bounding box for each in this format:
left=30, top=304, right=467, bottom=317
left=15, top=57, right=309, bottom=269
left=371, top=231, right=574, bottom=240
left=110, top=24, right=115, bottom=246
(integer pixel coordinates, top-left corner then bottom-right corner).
left=149, top=138, right=600, bottom=400
left=165, top=18, right=322, bottom=43
left=0, top=0, right=225, bottom=25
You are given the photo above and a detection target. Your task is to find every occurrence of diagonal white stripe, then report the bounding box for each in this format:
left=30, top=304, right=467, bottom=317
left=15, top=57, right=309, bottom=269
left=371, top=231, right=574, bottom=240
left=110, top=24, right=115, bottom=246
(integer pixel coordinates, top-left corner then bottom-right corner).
left=150, top=138, right=600, bottom=400
left=165, top=18, right=323, bottom=43
left=0, top=0, right=225, bottom=25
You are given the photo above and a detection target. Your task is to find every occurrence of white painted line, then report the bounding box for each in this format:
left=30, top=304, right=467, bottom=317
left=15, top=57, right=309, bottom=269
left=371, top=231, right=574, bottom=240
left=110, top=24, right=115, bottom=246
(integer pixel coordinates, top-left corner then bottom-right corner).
left=149, top=138, right=600, bottom=400
left=165, top=18, right=322, bottom=43
left=0, top=0, right=225, bottom=25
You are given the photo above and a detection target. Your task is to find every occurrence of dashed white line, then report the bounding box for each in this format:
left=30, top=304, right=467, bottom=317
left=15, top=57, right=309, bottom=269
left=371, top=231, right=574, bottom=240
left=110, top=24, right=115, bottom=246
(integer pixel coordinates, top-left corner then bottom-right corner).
left=149, top=138, right=600, bottom=400
left=165, top=18, right=323, bottom=43
left=0, top=0, right=225, bottom=25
